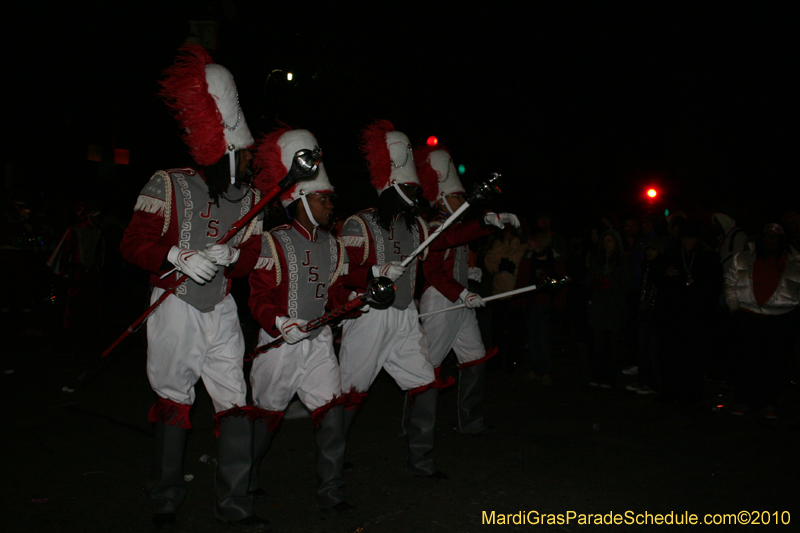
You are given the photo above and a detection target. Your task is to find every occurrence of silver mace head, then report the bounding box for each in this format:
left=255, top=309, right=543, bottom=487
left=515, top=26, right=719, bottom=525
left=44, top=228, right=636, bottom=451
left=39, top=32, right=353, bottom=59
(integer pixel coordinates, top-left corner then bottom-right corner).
left=279, top=148, right=322, bottom=189
left=469, top=172, right=502, bottom=203
left=364, top=276, right=396, bottom=309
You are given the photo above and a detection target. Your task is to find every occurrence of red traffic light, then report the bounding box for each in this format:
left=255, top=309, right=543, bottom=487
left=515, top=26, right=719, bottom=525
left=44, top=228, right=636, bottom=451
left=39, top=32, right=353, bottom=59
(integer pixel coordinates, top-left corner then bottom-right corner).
left=426, top=136, right=438, bottom=147
left=646, top=188, right=658, bottom=199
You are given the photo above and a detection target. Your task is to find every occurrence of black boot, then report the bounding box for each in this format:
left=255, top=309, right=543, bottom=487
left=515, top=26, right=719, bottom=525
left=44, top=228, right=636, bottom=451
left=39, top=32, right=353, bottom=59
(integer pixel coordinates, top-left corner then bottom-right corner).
left=149, top=422, right=188, bottom=527
left=248, top=418, right=275, bottom=498
left=215, top=414, right=269, bottom=529
left=406, top=388, right=445, bottom=478
left=316, top=405, right=355, bottom=513
left=457, top=363, right=493, bottom=434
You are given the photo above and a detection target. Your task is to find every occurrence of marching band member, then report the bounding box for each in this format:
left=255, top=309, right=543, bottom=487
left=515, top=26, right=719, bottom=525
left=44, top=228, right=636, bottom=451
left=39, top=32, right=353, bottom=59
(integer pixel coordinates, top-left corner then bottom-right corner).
left=338, top=120, right=451, bottom=479
left=415, top=144, right=519, bottom=434
left=247, top=128, right=362, bottom=514
left=120, top=44, right=267, bottom=530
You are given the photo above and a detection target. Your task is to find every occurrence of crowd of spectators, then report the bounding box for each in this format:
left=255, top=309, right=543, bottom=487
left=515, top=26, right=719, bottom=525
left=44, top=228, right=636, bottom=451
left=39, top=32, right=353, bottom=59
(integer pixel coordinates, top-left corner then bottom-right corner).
left=467, top=205, right=800, bottom=419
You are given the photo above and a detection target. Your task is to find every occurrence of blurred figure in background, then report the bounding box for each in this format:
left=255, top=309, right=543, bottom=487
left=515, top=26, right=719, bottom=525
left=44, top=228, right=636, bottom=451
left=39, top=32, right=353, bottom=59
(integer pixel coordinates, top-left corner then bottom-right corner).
left=586, top=229, right=635, bottom=388
left=712, top=208, right=749, bottom=275
left=725, top=224, right=800, bottom=419
left=47, top=200, right=105, bottom=352
left=658, top=219, right=721, bottom=407
left=518, top=229, right=567, bottom=385
left=628, top=236, right=667, bottom=395
left=484, top=219, right=530, bottom=372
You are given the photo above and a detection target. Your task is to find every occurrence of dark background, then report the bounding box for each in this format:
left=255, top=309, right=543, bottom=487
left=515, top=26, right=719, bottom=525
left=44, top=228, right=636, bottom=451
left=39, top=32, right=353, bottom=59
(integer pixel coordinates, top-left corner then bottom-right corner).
left=4, top=2, right=796, bottom=224
left=4, top=5, right=800, bottom=531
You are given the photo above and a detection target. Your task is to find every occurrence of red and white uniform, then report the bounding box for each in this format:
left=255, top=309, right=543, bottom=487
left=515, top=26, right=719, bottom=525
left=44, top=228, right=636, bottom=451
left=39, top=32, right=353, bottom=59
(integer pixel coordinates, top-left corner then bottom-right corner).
left=120, top=168, right=261, bottom=415
left=338, top=209, right=435, bottom=399
left=248, top=221, right=364, bottom=425
left=339, top=209, right=477, bottom=398
left=420, top=213, right=496, bottom=368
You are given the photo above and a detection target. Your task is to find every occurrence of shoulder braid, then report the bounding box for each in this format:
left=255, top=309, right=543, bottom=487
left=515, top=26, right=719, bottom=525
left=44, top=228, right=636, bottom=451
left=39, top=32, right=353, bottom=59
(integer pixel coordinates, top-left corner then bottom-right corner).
left=241, top=188, right=262, bottom=243
left=263, top=230, right=282, bottom=285
left=330, top=236, right=346, bottom=286
left=344, top=214, right=371, bottom=265
left=155, top=170, right=173, bottom=237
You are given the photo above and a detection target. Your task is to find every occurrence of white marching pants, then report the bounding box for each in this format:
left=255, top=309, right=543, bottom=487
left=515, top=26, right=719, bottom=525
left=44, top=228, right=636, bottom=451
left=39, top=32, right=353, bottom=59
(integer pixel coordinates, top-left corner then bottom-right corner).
left=250, top=326, right=341, bottom=412
left=419, top=287, right=486, bottom=368
left=146, top=288, right=247, bottom=412
left=339, top=302, right=436, bottom=393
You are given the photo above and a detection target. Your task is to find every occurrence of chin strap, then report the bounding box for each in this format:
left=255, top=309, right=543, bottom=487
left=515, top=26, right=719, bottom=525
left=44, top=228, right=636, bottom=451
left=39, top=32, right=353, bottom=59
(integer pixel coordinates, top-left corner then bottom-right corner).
left=228, top=146, right=236, bottom=185
left=393, top=182, right=415, bottom=207
left=300, top=194, right=320, bottom=227
left=440, top=194, right=455, bottom=215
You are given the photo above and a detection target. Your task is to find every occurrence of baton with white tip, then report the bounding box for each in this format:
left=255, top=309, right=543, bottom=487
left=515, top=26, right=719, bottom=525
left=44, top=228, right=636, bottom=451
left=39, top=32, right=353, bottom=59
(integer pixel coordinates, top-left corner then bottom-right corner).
left=399, top=173, right=503, bottom=268
left=418, top=277, right=571, bottom=318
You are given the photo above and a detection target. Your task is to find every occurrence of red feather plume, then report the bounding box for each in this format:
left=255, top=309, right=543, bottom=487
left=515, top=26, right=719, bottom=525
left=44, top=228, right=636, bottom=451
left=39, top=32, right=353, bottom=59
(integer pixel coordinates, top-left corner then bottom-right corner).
left=414, top=144, right=450, bottom=203
left=253, top=126, right=293, bottom=197
left=360, top=119, right=395, bottom=190
left=158, top=44, right=226, bottom=167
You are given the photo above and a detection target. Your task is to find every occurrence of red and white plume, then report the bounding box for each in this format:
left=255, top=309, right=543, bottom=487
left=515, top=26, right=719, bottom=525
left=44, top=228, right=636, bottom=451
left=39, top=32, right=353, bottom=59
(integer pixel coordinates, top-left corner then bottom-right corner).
left=254, top=128, right=333, bottom=207
left=415, top=145, right=465, bottom=205
left=158, top=43, right=253, bottom=167
left=360, top=120, right=420, bottom=192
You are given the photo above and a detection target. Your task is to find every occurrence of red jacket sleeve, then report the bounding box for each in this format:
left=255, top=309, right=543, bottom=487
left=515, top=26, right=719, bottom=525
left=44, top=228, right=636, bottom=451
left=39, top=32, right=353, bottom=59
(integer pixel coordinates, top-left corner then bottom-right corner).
left=429, top=218, right=493, bottom=251
left=423, top=248, right=467, bottom=302
left=120, top=209, right=175, bottom=276
left=247, top=244, right=284, bottom=337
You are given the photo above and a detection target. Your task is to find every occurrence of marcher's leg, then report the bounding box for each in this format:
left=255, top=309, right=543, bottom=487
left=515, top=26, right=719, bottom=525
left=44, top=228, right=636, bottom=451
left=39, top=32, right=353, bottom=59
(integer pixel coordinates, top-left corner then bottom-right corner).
left=343, top=404, right=361, bottom=439
left=247, top=328, right=303, bottom=497
left=406, top=386, right=442, bottom=477
left=248, top=412, right=282, bottom=495
left=147, top=399, right=191, bottom=528
left=452, top=316, right=497, bottom=434
left=314, top=405, right=354, bottom=512
left=457, top=362, right=488, bottom=434
left=214, top=409, right=269, bottom=530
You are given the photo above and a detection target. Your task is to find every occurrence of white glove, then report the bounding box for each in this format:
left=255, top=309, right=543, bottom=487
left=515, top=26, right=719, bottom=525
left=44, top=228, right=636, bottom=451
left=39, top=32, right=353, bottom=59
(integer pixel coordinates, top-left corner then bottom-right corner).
left=276, top=316, right=310, bottom=344
left=204, top=244, right=240, bottom=267
left=460, top=288, right=485, bottom=309
left=484, top=212, right=520, bottom=229
left=372, top=262, right=406, bottom=282
left=499, top=213, right=520, bottom=228
left=349, top=291, right=369, bottom=313
left=484, top=212, right=505, bottom=229
left=467, top=267, right=483, bottom=284
left=167, top=246, right=218, bottom=284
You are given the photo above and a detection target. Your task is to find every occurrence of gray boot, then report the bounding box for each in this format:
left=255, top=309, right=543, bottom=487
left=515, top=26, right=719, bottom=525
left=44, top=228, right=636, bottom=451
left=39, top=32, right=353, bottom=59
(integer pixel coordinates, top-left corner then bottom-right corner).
left=149, top=422, right=188, bottom=514
left=457, top=363, right=490, bottom=434
left=315, top=405, right=347, bottom=508
left=215, top=415, right=256, bottom=522
left=398, top=392, right=410, bottom=437
left=343, top=407, right=360, bottom=440
left=340, top=407, right=360, bottom=473
left=248, top=418, right=275, bottom=494
left=406, top=388, right=440, bottom=476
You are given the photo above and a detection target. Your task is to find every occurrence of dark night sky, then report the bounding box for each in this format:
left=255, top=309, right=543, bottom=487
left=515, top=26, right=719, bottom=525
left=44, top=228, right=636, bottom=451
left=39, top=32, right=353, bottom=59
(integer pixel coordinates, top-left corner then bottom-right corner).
left=6, top=2, right=796, bottom=224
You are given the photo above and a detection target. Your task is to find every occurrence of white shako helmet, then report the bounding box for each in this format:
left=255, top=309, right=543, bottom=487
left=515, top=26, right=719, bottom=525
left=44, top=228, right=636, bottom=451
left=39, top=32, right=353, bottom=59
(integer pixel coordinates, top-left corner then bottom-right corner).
left=360, top=119, right=420, bottom=205
left=159, top=43, right=254, bottom=183
left=254, top=127, right=333, bottom=225
left=415, top=144, right=465, bottom=213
